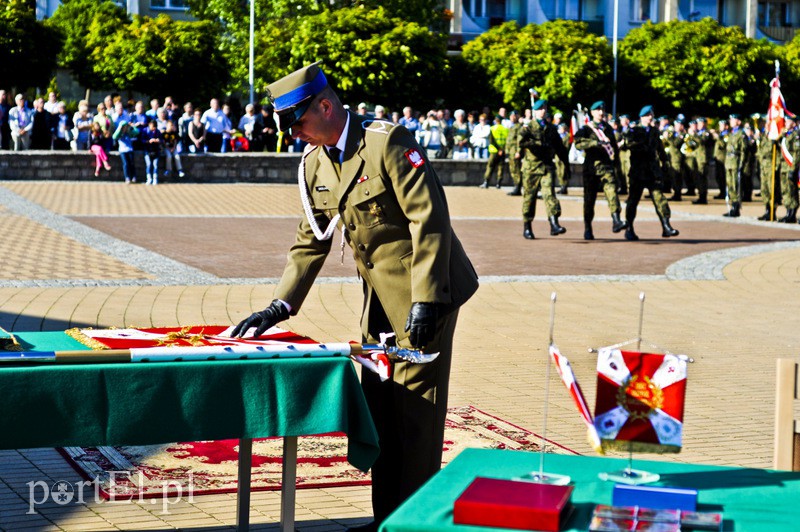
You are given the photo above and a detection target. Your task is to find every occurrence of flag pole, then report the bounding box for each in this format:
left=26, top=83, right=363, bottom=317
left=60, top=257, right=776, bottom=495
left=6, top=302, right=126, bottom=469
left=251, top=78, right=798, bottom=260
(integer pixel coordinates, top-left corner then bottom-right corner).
left=770, top=60, right=781, bottom=222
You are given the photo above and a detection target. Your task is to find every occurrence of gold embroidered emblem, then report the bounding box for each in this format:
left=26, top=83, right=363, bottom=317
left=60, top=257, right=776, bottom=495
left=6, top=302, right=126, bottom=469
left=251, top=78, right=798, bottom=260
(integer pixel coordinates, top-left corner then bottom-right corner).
left=156, top=326, right=209, bottom=347
left=368, top=202, right=384, bottom=217
left=616, top=374, right=664, bottom=421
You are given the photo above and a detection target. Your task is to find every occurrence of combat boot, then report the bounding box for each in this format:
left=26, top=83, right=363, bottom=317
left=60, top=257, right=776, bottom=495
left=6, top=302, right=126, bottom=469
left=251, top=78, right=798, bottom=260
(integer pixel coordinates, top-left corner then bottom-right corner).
left=660, top=217, right=679, bottom=237
left=691, top=193, right=707, bottom=205
left=559, top=185, right=568, bottom=195
left=611, top=212, right=627, bottom=233
left=670, top=191, right=682, bottom=201
left=549, top=216, right=566, bottom=236
left=757, top=208, right=776, bottom=221
left=723, top=202, right=740, bottom=217
left=584, top=222, right=594, bottom=241
left=479, top=181, right=489, bottom=189
left=779, top=208, right=797, bottom=223
left=523, top=221, right=534, bottom=240
left=625, top=224, right=639, bottom=241
left=507, top=183, right=522, bottom=196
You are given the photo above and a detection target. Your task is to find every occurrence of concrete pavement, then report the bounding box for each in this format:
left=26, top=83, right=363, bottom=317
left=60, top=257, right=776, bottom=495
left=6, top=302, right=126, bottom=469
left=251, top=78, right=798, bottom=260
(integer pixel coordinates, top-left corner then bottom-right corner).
left=1, top=180, right=799, bottom=531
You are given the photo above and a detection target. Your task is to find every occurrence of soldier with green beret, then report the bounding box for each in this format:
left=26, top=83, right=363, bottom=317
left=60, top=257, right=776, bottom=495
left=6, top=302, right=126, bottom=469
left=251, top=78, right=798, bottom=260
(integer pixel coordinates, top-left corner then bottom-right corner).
left=622, top=105, right=679, bottom=240
left=231, top=61, right=479, bottom=532
left=574, top=100, right=626, bottom=239
left=506, top=110, right=523, bottom=196
left=723, top=114, right=747, bottom=217
left=517, top=98, right=569, bottom=238
left=777, top=113, right=800, bottom=222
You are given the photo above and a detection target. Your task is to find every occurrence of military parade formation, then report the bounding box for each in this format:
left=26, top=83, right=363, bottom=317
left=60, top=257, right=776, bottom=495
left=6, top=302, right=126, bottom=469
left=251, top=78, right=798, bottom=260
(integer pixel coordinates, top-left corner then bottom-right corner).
left=492, top=96, right=800, bottom=240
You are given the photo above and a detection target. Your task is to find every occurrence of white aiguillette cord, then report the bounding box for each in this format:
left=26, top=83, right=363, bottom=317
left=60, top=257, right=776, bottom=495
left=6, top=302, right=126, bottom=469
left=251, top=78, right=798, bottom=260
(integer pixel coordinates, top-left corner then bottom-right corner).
left=297, top=144, right=347, bottom=263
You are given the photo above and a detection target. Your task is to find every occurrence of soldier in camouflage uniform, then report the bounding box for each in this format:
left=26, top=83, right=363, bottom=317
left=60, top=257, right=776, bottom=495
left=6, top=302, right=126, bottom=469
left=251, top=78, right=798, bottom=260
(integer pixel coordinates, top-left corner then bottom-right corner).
left=517, top=99, right=569, bottom=239
left=554, top=122, right=570, bottom=194
left=712, top=120, right=729, bottom=199
left=778, top=113, right=800, bottom=223
left=690, top=117, right=714, bottom=204
left=623, top=105, right=679, bottom=240
left=723, top=114, right=747, bottom=217
left=757, top=127, right=781, bottom=220
left=574, top=100, right=626, bottom=240
left=615, top=114, right=632, bottom=195
left=662, top=117, right=689, bottom=200
left=505, top=110, right=522, bottom=196
left=741, top=123, right=757, bottom=202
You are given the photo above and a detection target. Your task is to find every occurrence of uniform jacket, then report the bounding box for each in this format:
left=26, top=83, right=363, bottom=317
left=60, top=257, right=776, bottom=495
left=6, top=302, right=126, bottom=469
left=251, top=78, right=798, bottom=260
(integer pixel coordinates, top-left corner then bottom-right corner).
left=518, top=119, right=569, bottom=175
left=625, top=125, right=668, bottom=183
left=725, top=128, right=746, bottom=171
left=275, top=112, right=479, bottom=344
left=574, top=120, right=618, bottom=174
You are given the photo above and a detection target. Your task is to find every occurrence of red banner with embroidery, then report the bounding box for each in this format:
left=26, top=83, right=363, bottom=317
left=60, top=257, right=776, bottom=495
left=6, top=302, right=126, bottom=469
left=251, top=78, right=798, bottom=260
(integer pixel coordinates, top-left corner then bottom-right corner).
left=594, top=348, right=687, bottom=454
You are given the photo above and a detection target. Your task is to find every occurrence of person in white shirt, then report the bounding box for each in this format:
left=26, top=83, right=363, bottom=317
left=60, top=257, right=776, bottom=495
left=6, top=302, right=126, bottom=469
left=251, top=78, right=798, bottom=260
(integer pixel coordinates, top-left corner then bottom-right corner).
left=470, top=113, right=492, bottom=159
left=9, top=94, right=33, bottom=151
left=43, top=92, right=59, bottom=114
left=201, top=98, right=226, bottom=152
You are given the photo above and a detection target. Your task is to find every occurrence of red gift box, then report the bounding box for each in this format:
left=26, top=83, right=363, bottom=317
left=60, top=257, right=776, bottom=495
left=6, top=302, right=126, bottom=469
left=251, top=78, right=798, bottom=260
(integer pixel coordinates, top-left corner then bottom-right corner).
left=453, top=477, right=573, bottom=531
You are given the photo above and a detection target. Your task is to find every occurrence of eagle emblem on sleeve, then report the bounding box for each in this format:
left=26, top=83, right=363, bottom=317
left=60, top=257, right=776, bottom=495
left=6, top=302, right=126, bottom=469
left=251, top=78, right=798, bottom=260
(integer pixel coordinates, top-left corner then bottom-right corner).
left=404, top=148, right=425, bottom=168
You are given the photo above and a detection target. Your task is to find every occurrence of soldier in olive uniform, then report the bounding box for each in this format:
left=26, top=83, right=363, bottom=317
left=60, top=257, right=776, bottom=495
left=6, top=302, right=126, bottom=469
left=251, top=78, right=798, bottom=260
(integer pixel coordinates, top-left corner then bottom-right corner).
left=554, top=122, right=571, bottom=194
left=232, top=62, right=479, bottom=532
left=690, top=117, right=714, bottom=204
left=623, top=105, right=680, bottom=240
left=712, top=120, right=729, bottom=199
left=723, top=114, right=747, bottom=217
left=574, top=100, right=626, bottom=240
left=741, top=123, right=757, bottom=202
left=757, top=126, right=781, bottom=220
left=616, top=114, right=632, bottom=195
left=662, top=117, right=689, bottom=200
left=506, top=110, right=522, bottom=196
left=778, top=113, right=800, bottom=222
left=517, top=99, right=569, bottom=238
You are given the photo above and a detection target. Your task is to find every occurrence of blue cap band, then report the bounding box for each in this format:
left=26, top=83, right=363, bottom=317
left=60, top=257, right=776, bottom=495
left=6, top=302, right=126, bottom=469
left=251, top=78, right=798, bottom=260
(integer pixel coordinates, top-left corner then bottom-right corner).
left=273, top=70, right=328, bottom=112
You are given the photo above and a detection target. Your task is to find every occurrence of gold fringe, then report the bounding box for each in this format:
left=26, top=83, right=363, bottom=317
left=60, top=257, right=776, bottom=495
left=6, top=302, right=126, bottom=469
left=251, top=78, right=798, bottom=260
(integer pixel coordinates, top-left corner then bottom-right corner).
left=65, top=327, right=113, bottom=351
left=0, top=326, right=21, bottom=351
left=601, top=439, right=681, bottom=454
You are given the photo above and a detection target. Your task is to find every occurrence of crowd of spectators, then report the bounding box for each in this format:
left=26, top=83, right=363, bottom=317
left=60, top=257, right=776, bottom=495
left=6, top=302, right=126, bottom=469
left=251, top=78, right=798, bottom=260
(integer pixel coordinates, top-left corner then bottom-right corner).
left=0, top=89, right=514, bottom=178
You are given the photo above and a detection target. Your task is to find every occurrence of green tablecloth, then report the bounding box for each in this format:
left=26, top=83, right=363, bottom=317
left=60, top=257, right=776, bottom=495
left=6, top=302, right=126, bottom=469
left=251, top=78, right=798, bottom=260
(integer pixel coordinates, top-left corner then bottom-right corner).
left=0, top=331, right=379, bottom=472
left=380, top=448, right=800, bottom=531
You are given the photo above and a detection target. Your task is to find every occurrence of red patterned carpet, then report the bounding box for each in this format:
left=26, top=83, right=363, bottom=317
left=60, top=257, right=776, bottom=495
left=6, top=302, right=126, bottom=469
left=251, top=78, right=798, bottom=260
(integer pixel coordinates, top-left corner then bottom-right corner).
left=60, top=405, right=577, bottom=499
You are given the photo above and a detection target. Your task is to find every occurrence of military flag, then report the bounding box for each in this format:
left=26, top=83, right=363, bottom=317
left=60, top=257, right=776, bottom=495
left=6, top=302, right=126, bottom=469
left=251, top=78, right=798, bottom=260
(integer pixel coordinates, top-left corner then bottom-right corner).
left=593, top=348, right=688, bottom=454
left=766, top=66, right=794, bottom=168
left=549, top=345, right=603, bottom=453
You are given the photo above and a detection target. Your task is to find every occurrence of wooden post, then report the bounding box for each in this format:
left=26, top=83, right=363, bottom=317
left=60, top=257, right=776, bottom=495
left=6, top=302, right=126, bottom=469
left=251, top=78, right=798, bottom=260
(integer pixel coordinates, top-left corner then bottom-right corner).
left=774, top=359, right=798, bottom=470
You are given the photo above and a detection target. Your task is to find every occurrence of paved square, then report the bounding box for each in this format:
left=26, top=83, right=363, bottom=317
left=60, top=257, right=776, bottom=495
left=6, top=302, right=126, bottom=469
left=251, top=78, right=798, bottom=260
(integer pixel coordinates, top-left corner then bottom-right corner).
left=1, top=181, right=799, bottom=531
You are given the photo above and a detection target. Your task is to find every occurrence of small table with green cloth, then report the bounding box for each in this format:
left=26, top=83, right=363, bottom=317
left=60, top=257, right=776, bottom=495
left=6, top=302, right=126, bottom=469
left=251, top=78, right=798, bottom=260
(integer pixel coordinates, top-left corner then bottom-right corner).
left=379, top=447, right=800, bottom=531
left=0, top=331, right=380, bottom=532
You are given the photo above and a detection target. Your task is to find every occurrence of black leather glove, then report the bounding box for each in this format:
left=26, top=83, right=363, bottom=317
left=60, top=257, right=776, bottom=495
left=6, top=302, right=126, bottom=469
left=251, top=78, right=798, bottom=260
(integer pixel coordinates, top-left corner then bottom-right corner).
left=231, top=299, right=290, bottom=338
left=404, top=302, right=438, bottom=349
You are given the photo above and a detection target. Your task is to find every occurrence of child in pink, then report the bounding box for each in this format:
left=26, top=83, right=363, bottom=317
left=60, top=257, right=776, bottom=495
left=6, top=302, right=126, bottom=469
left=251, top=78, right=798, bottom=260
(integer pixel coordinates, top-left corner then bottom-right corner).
left=89, top=122, right=111, bottom=176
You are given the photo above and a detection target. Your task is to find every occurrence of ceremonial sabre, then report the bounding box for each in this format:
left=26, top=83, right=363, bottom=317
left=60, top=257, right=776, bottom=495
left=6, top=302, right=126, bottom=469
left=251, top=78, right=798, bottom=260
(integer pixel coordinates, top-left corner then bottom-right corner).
left=0, top=342, right=438, bottom=365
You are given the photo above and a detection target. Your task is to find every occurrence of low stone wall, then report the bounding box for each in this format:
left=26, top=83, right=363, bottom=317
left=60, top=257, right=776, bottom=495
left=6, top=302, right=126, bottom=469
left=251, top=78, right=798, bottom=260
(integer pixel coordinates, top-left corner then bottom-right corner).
left=0, top=150, right=588, bottom=186
left=0, top=150, right=731, bottom=190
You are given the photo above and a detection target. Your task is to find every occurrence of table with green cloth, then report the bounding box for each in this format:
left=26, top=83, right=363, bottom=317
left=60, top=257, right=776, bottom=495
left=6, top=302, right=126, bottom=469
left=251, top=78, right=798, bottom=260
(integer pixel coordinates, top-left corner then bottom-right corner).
left=380, top=447, right=800, bottom=531
left=0, top=331, right=380, bottom=532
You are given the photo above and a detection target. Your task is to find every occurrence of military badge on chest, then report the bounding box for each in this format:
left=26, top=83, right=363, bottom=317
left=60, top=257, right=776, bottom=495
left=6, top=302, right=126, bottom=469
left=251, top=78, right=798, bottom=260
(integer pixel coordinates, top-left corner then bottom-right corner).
left=368, top=201, right=384, bottom=218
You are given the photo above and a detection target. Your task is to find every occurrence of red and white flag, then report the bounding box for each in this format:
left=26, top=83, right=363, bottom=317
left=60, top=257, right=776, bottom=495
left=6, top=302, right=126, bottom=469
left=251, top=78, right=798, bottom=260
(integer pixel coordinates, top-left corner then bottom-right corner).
left=767, top=77, right=790, bottom=142
left=549, top=345, right=603, bottom=454
left=594, top=347, right=688, bottom=454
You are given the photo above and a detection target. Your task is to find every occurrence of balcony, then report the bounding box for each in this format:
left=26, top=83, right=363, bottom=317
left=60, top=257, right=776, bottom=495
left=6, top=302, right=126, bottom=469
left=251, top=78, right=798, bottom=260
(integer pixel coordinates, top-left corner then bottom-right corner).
left=759, top=25, right=800, bottom=42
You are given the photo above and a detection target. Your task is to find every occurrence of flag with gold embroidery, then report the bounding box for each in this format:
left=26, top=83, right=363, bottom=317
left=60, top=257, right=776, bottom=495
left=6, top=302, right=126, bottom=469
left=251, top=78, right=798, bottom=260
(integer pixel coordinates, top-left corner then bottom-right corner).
left=594, top=348, right=688, bottom=454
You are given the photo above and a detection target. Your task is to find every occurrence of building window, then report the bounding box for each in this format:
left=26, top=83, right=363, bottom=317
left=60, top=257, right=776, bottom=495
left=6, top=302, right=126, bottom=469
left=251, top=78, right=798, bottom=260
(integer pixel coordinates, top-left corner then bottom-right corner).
left=151, top=0, right=188, bottom=9
left=630, top=0, right=652, bottom=21
left=464, top=0, right=486, bottom=18
left=759, top=1, right=791, bottom=27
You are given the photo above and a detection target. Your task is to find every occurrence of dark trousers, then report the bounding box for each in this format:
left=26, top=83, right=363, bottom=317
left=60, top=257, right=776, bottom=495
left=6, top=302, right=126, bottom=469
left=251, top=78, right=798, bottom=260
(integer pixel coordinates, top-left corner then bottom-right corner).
left=360, top=295, right=457, bottom=525
left=205, top=132, right=223, bottom=153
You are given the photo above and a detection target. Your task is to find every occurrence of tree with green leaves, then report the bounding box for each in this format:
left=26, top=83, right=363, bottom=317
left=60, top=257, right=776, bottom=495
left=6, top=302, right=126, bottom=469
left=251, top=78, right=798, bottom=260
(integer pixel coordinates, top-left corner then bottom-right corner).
left=619, top=18, right=778, bottom=116
left=0, top=0, right=63, bottom=92
left=460, top=20, right=612, bottom=111
left=45, top=0, right=129, bottom=90
left=254, top=7, right=448, bottom=110
left=88, top=15, right=229, bottom=102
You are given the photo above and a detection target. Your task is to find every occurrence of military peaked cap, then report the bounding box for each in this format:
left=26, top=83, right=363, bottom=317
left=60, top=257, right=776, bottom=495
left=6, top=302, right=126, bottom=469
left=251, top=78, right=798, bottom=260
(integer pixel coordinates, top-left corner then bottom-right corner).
left=532, top=99, right=547, bottom=110
left=590, top=100, right=604, bottom=110
left=266, top=61, right=328, bottom=131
